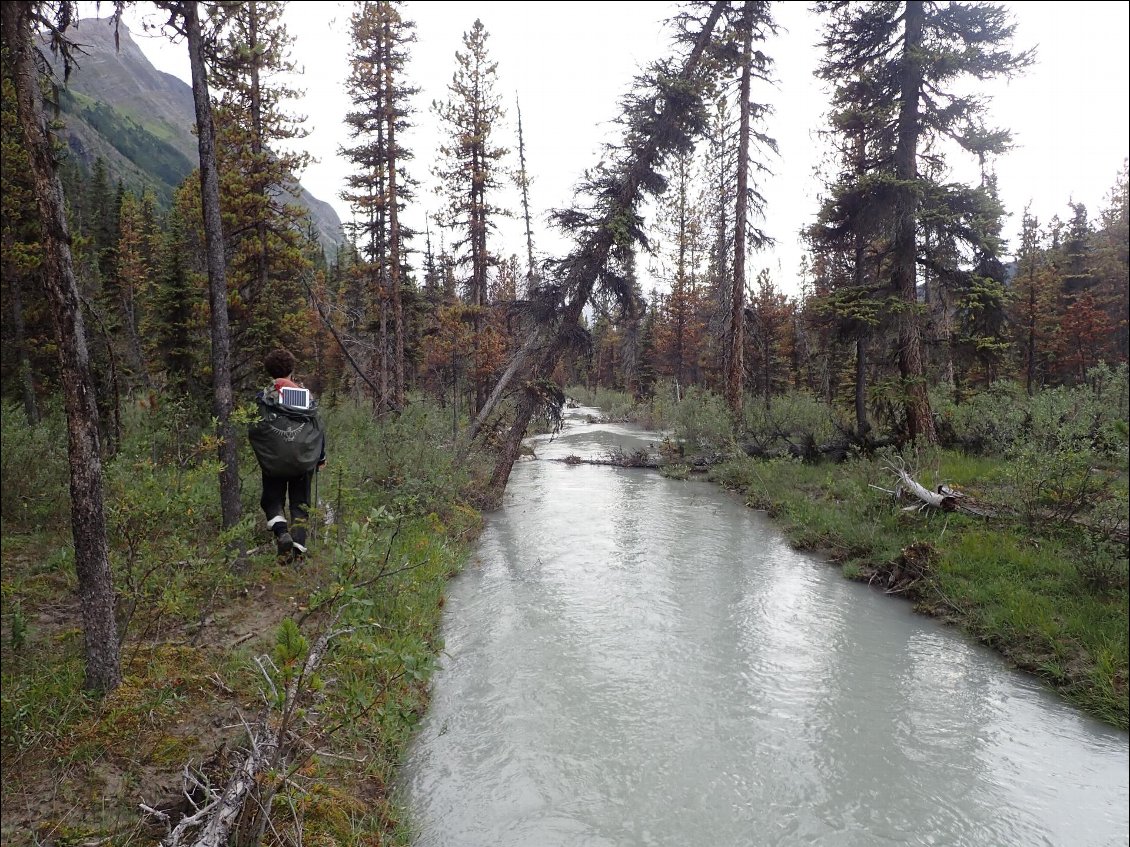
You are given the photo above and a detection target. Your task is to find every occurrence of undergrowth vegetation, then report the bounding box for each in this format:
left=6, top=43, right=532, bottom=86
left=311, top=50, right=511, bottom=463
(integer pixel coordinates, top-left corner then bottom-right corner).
left=1, top=396, right=487, bottom=845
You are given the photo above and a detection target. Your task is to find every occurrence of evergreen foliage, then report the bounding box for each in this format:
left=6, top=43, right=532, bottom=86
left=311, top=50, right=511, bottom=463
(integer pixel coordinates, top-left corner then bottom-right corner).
left=342, top=0, right=419, bottom=412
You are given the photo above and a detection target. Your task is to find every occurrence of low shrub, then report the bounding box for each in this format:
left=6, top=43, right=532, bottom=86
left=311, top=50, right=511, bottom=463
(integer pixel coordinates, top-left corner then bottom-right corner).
left=0, top=403, right=69, bottom=531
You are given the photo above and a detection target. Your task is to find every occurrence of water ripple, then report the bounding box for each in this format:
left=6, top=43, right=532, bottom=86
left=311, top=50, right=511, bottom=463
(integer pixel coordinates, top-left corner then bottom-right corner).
left=402, top=410, right=1129, bottom=847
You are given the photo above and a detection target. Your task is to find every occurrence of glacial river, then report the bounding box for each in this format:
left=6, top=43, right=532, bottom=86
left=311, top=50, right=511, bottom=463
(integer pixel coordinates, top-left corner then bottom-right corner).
left=402, top=407, right=1129, bottom=846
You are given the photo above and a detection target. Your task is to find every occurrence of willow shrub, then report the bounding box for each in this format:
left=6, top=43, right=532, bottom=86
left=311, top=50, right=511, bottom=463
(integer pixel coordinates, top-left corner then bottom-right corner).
left=321, top=398, right=488, bottom=523
left=645, top=383, right=735, bottom=454
left=0, top=403, right=69, bottom=531
left=741, top=391, right=841, bottom=451
left=932, top=363, right=1129, bottom=462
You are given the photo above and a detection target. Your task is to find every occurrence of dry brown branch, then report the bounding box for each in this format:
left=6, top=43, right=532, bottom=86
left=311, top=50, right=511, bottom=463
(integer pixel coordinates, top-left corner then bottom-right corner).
left=140, top=614, right=352, bottom=847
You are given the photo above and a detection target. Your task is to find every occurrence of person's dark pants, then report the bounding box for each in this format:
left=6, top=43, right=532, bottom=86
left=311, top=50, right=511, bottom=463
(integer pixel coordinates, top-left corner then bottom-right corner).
left=261, top=471, right=311, bottom=549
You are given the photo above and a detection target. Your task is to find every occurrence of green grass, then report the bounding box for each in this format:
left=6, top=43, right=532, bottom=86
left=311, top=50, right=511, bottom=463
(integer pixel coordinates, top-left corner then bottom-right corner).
left=710, top=451, right=1129, bottom=728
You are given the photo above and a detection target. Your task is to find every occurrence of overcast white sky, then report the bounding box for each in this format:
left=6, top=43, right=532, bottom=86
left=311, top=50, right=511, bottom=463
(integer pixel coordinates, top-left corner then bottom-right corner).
left=103, top=1, right=1129, bottom=295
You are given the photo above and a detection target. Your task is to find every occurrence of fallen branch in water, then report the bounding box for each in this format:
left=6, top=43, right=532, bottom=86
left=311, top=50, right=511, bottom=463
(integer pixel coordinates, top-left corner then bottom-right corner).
left=550, top=446, right=730, bottom=471
left=553, top=448, right=660, bottom=469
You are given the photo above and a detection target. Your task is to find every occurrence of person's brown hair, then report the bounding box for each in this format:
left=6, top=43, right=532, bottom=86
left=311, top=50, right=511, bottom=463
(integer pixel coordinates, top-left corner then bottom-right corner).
left=264, top=348, right=296, bottom=379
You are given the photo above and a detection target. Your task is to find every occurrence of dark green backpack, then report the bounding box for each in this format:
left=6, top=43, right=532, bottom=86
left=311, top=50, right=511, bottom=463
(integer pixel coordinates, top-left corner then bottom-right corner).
left=248, top=386, right=324, bottom=477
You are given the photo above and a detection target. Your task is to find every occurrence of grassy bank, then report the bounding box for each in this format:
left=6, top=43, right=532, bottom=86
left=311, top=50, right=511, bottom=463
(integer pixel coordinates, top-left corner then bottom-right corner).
left=709, top=451, right=1128, bottom=729
left=1, top=399, right=490, bottom=845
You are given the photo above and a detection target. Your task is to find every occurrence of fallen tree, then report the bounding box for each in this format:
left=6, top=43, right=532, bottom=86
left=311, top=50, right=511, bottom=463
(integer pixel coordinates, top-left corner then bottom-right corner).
left=871, top=457, right=1128, bottom=546
left=477, top=2, right=731, bottom=505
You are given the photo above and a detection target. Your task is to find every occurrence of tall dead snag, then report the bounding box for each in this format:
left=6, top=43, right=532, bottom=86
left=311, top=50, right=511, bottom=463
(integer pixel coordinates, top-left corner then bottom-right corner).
left=1, top=1, right=122, bottom=693
left=481, top=1, right=730, bottom=502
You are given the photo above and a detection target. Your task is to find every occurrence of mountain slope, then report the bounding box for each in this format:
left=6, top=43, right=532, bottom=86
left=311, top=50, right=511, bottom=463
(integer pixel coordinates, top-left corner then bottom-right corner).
left=46, top=17, right=344, bottom=254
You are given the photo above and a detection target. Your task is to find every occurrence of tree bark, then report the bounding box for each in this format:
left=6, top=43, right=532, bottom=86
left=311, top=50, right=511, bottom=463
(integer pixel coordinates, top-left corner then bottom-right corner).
left=1025, top=267, right=1037, bottom=396
left=384, top=11, right=405, bottom=411
left=185, top=1, right=242, bottom=527
left=892, top=0, right=937, bottom=443
left=726, top=2, right=755, bottom=424
left=851, top=128, right=870, bottom=436
left=3, top=0, right=121, bottom=693
left=855, top=335, right=870, bottom=436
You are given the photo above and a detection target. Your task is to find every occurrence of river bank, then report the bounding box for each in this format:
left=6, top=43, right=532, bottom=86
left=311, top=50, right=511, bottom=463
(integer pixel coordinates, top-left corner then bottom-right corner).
left=568, top=383, right=1128, bottom=729
left=708, top=452, right=1129, bottom=729
left=1, top=400, right=486, bottom=845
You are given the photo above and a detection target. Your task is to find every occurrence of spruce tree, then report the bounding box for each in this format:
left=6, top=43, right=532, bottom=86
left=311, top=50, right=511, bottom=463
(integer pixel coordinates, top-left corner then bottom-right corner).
left=148, top=203, right=204, bottom=398
left=815, top=0, right=1031, bottom=442
left=343, top=0, right=417, bottom=414
left=209, top=0, right=313, bottom=389
left=433, top=18, right=508, bottom=414
left=1094, top=161, right=1129, bottom=362
left=1, top=53, right=45, bottom=422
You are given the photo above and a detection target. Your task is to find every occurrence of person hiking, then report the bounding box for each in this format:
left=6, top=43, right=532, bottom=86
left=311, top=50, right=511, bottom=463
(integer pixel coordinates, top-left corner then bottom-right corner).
left=248, top=348, right=326, bottom=560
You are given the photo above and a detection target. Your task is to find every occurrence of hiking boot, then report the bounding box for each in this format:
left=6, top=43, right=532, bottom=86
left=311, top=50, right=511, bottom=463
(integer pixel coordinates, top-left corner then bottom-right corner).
left=290, top=541, right=307, bottom=565
left=276, top=531, right=294, bottom=556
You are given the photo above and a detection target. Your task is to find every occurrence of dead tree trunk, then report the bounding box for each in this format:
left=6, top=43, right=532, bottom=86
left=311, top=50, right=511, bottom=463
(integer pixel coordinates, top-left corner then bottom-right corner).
left=726, top=1, right=755, bottom=424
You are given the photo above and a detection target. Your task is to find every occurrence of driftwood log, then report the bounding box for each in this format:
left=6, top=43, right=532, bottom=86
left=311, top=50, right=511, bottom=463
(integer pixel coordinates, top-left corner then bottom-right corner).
left=549, top=447, right=727, bottom=471
left=875, top=459, right=1128, bottom=545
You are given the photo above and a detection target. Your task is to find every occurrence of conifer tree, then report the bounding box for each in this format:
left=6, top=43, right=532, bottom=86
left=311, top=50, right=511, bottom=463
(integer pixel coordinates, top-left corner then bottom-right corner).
left=209, top=0, right=312, bottom=388
left=433, top=18, right=508, bottom=414
left=1, top=53, right=45, bottom=422
left=1011, top=208, right=1051, bottom=394
left=748, top=269, right=790, bottom=408
left=815, top=0, right=1031, bottom=442
left=113, top=190, right=156, bottom=389
left=636, top=294, right=659, bottom=398
left=147, top=202, right=205, bottom=398
left=654, top=148, right=706, bottom=389
left=701, top=96, right=737, bottom=389
left=1094, top=161, right=1129, bottom=362
left=342, top=0, right=417, bottom=413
